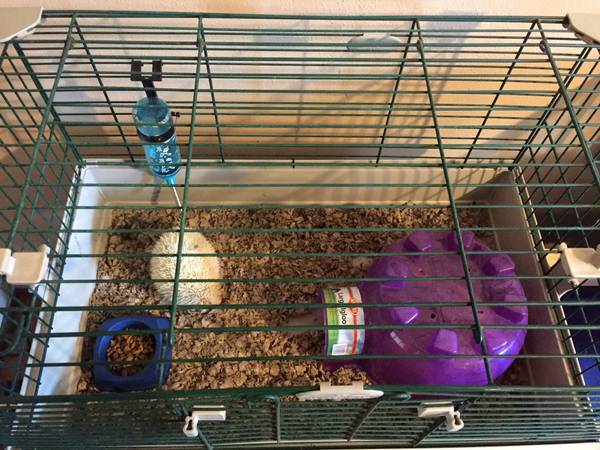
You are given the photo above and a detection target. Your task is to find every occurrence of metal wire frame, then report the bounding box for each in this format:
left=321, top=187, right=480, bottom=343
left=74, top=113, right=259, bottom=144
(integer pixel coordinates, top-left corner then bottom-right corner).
left=0, top=10, right=599, bottom=448
left=2, top=389, right=600, bottom=449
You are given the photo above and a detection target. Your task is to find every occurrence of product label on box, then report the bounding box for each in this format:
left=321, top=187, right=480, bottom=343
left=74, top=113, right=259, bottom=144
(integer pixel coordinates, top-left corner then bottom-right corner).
left=323, top=287, right=365, bottom=356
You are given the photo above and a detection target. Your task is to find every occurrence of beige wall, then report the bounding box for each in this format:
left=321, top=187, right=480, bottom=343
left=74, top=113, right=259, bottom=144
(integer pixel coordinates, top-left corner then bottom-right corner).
left=2, top=0, right=600, bottom=16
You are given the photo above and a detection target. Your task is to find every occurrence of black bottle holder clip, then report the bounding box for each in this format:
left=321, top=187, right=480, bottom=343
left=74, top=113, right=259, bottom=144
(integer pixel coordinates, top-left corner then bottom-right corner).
left=131, top=59, right=163, bottom=98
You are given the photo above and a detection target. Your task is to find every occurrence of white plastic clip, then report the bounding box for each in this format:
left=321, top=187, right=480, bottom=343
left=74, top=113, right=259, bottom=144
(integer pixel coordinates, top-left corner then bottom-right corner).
left=296, top=381, right=384, bottom=401
left=559, top=243, right=600, bottom=286
left=0, top=245, right=49, bottom=286
left=183, top=407, right=226, bottom=438
left=417, top=403, right=464, bottom=432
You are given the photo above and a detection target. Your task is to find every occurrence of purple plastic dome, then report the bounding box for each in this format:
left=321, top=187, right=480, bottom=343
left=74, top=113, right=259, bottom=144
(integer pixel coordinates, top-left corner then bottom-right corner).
left=321, top=231, right=527, bottom=385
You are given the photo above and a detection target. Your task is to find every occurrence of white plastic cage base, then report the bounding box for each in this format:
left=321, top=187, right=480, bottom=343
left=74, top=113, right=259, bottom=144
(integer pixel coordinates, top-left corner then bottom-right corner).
left=22, top=163, right=575, bottom=397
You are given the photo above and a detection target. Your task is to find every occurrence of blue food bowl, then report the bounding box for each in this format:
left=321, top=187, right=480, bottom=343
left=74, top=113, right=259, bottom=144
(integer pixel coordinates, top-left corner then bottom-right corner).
left=93, top=315, right=172, bottom=392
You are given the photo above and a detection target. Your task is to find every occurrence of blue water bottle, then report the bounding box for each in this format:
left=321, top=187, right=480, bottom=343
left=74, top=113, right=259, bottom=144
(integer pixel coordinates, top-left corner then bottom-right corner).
left=132, top=68, right=182, bottom=205
left=133, top=89, right=181, bottom=183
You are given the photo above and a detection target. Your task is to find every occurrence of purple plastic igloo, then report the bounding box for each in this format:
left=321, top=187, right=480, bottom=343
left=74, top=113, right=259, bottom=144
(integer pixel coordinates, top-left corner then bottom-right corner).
left=319, top=231, right=527, bottom=385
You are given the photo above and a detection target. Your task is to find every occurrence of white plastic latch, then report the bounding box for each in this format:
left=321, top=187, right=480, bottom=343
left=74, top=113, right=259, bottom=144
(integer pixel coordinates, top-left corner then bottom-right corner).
left=183, top=406, right=226, bottom=438
left=559, top=243, right=600, bottom=286
left=417, top=403, right=464, bottom=432
left=296, top=381, right=384, bottom=401
left=0, top=245, right=49, bottom=286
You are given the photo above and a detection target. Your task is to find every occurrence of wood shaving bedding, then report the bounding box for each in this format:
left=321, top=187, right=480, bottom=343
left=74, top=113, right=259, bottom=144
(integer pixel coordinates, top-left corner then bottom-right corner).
left=77, top=206, right=509, bottom=392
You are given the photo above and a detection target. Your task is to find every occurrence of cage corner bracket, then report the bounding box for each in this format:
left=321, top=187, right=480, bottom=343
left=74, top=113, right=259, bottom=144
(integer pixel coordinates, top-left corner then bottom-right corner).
left=0, top=7, right=43, bottom=43
left=0, top=245, right=49, bottom=287
left=417, top=403, right=464, bottom=432
left=564, top=13, right=600, bottom=45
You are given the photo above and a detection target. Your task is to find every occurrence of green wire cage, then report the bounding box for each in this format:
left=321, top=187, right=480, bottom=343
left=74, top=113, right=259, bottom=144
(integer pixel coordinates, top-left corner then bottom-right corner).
left=1, top=8, right=600, bottom=448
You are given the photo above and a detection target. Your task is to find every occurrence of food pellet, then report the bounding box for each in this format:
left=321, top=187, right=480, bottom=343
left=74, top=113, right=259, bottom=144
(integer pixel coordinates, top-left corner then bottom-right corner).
left=106, top=331, right=155, bottom=377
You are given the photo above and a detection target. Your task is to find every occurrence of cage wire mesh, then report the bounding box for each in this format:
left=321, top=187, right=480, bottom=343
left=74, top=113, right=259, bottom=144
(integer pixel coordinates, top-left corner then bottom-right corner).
left=0, top=9, right=599, bottom=449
